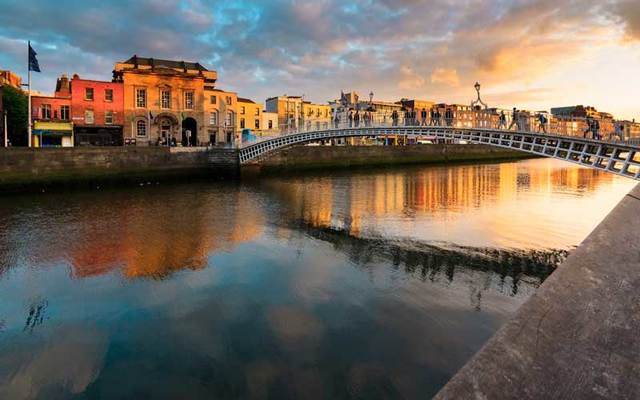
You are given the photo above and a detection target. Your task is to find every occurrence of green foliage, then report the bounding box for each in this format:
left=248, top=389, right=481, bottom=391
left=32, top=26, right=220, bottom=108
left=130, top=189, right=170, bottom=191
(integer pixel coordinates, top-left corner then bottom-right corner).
left=2, top=85, right=28, bottom=146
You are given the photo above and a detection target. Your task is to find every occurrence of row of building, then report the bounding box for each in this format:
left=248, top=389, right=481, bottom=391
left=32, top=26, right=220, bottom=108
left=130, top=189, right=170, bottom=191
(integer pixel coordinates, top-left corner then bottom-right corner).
left=2, top=56, right=640, bottom=147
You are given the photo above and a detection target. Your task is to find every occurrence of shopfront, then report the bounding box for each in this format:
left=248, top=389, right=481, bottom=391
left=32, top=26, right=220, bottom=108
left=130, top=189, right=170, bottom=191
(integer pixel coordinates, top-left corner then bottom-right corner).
left=33, top=121, right=74, bottom=147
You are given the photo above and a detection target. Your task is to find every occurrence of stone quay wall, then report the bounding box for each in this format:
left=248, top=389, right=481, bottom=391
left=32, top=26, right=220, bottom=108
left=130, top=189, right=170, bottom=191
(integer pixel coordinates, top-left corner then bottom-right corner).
left=0, top=147, right=238, bottom=192
left=256, top=143, right=530, bottom=172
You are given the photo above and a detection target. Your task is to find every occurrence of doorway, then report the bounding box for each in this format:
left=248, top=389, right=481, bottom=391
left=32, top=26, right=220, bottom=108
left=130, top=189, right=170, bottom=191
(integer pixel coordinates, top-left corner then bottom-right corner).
left=182, top=117, right=197, bottom=146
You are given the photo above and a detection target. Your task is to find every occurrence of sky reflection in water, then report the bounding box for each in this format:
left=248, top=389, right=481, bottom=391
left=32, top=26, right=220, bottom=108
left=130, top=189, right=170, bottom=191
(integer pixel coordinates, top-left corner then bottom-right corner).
left=0, top=158, right=635, bottom=399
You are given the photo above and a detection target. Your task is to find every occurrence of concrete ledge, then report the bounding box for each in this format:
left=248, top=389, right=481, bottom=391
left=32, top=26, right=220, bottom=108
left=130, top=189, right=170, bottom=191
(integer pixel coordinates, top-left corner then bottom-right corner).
left=435, top=183, right=640, bottom=399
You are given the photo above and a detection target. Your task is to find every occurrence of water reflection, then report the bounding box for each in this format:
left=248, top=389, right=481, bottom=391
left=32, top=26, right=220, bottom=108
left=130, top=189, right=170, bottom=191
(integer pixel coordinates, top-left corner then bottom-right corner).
left=295, top=223, right=564, bottom=301
left=264, top=159, right=629, bottom=249
left=0, top=158, right=635, bottom=399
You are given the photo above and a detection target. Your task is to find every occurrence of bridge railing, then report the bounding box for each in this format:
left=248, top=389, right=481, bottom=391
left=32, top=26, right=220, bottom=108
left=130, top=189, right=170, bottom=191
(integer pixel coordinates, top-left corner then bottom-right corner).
left=240, top=117, right=638, bottom=148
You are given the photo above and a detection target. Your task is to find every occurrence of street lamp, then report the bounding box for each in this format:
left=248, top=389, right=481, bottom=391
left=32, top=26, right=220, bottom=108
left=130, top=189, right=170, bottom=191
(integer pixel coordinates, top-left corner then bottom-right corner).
left=471, top=81, right=487, bottom=110
left=369, top=91, right=374, bottom=104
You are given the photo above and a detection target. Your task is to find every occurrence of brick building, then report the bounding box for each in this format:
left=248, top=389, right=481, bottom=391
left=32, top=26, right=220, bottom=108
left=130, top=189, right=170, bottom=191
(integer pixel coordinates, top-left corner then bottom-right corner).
left=30, top=76, right=73, bottom=147
left=70, top=74, right=124, bottom=146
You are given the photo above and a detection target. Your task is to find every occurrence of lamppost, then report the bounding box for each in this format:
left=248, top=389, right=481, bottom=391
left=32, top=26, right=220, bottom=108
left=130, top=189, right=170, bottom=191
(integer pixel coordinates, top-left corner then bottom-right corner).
left=471, top=81, right=487, bottom=110
left=369, top=91, right=374, bottom=104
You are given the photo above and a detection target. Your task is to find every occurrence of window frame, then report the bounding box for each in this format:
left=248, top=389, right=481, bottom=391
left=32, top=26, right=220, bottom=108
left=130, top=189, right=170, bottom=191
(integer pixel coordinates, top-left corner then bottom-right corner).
left=41, top=104, right=51, bottom=119
left=184, top=90, right=194, bottom=110
left=210, top=95, right=217, bottom=105
left=136, top=119, right=147, bottom=137
left=104, top=88, right=113, bottom=102
left=161, top=89, right=171, bottom=109
left=85, top=87, right=94, bottom=101
left=85, top=109, right=95, bottom=124
left=105, top=110, right=114, bottom=125
left=135, top=88, right=147, bottom=108
left=60, top=105, right=70, bottom=121
left=209, top=111, right=218, bottom=126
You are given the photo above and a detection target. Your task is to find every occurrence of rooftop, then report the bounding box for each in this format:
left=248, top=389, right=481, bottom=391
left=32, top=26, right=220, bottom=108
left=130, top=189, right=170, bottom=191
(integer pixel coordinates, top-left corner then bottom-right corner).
left=122, top=55, right=208, bottom=71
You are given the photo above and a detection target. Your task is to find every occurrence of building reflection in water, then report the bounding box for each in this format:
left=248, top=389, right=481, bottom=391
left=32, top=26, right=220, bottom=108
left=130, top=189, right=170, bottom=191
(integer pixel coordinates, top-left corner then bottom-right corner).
left=0, top=158, right=633, bottom=283
left=0, top=184, right=265, bottom=280
left=264, top=158, right=628, bottom=250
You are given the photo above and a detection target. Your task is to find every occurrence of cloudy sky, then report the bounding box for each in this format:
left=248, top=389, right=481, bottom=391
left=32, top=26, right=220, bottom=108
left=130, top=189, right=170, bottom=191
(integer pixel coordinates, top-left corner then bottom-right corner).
left=0, top=0, right=639, bottom=119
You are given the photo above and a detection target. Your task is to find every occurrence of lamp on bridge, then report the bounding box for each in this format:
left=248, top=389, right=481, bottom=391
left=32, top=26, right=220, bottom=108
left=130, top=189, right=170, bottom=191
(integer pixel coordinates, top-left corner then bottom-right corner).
left=471, top=81, right=488, bottom=110
left=368, top=91, right=375, bottom=111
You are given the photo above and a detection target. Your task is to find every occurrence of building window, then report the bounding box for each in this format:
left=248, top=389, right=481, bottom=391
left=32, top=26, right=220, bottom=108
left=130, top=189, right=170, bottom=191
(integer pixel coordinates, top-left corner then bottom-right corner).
left=240, top=118, right=245, bottom=129
left=105, top=89, right=113, bottom=102
left=240, top=106, right=245, bottom=115
left=255, top=119, right=260, bottom=129
left=85, top=88, right=94, bottom=101
left=41, top=104, right=51, bottom=119
left=210, top=95, right=217, bottom=104
left=85, top=110, right=94, bottom=124
left=136, top=120, right=147, bottom=137
left=161, top=90, right=171, bottom=109
left=210, top=111, right=218, bottom=126
left=225, top=96, right=231, bottom=105
left=255, top=108, right=260, bottom=116
left=225, top=111, right=234, bottom=127
left=135, top=88, right=147, bottom=108
left=60, top=105, right=69, bottom=120
left=268, top=120, right=273, bottom=129
left=184, top=91, right=194, bottom=110
left=105, top=111, right=114, bottom=125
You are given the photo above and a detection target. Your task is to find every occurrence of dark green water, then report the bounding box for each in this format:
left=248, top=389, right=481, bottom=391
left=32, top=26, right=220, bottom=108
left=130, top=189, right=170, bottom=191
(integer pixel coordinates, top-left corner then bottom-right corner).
left=0, top=158, right=635, bottom=399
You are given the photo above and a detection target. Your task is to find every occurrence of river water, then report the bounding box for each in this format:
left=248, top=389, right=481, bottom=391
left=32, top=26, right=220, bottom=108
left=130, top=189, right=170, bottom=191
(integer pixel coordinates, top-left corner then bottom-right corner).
left=0, top=158, right=635, bottom=399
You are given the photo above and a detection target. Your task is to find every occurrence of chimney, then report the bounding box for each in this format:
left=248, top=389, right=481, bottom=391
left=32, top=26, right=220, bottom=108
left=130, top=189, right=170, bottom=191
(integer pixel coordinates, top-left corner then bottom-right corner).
left=55, top=74, right=71, bottom=98
left=133, top=55, right=138, bottom=69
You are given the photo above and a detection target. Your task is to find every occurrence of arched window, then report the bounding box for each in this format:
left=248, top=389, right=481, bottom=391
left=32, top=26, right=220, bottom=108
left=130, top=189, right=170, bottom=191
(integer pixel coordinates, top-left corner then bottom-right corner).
left=136, top=120, right=147, bottom=137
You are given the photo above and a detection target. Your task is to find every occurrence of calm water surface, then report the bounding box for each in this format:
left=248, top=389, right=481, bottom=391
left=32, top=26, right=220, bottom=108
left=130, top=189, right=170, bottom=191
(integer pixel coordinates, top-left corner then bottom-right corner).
left=0, top=158, right=635, bottom=399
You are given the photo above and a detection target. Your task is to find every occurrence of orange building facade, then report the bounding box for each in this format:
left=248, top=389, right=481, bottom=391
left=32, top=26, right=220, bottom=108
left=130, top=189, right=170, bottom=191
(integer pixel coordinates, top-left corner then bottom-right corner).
left=113, top=56, right=216, bottom=146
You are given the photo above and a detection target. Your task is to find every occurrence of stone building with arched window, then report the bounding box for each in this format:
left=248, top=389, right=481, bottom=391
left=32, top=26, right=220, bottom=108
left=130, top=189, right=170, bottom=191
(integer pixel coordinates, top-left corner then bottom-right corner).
left=113, top=55, right=217, bottom=146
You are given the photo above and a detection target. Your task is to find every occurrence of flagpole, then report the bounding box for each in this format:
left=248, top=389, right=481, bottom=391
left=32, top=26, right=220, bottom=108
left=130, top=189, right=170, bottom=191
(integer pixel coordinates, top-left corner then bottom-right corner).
left=28, top=41, right=32, bottom=148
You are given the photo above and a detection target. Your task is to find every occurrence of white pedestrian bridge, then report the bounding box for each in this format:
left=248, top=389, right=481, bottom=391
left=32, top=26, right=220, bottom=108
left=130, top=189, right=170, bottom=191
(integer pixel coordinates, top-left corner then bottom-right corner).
left=239, top=124, right=640, bottom=180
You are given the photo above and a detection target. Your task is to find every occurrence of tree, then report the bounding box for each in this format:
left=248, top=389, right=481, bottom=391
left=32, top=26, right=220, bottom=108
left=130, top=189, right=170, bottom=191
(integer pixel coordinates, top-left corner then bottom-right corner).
left=1, top=85, right=28, bottom=146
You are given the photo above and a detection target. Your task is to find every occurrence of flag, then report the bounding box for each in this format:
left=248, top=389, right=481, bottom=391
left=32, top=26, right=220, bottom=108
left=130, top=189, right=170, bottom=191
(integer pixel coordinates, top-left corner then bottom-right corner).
left=28, top=42, right=41, bottom=73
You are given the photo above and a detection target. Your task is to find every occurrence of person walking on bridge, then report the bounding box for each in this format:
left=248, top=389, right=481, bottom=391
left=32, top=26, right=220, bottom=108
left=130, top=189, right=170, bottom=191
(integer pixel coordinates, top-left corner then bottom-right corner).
left=391, top=110, right=399, bottom=126
left=348, top=110, right=354, bottom=128
left=354, top=111, right=360, bottom=128
left=445, top=108, right=454, bottom=126
left=497, top=110, right=507, bottom=129
left=420, top=108, right=428, bottom=126
left=508, top=108, right=518, bottom=130
left=537, top=113, right=548, bottom=133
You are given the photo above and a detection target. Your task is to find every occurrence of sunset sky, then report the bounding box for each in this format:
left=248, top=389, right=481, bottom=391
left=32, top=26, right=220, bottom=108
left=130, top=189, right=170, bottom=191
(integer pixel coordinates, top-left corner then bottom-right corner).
left=0, top=0, right=639, bottom=119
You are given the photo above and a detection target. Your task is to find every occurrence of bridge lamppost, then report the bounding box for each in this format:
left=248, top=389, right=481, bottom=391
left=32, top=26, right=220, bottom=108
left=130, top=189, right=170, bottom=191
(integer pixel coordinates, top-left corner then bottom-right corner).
left=471, top=81, right=488, bottom=110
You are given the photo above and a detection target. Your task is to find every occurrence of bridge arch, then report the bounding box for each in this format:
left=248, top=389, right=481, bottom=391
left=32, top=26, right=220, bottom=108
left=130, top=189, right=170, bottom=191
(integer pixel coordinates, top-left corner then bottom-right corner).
left=238, top=126, right=640, bottom=181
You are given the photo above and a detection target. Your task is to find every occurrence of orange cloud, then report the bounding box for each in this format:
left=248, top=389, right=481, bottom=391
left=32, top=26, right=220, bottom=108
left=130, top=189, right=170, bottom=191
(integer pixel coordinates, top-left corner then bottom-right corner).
left=430, top=68, right=460, bottom=87
left=398, top=65, right=426, bottom=90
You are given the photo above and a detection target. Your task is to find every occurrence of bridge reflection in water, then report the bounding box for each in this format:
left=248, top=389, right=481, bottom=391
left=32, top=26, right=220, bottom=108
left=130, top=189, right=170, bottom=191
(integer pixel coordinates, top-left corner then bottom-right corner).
left=0, top=158, right=636, bottom=399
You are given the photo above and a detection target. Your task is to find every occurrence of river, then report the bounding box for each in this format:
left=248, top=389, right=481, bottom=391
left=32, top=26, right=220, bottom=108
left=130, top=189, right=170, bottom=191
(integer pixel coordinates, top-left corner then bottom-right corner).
left=0, top=158, right=635, bottom=399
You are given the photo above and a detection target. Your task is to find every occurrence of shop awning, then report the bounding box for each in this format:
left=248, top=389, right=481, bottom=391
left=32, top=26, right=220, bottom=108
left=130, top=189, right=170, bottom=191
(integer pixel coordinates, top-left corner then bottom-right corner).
left=34, top=121, right=73, bottom=132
